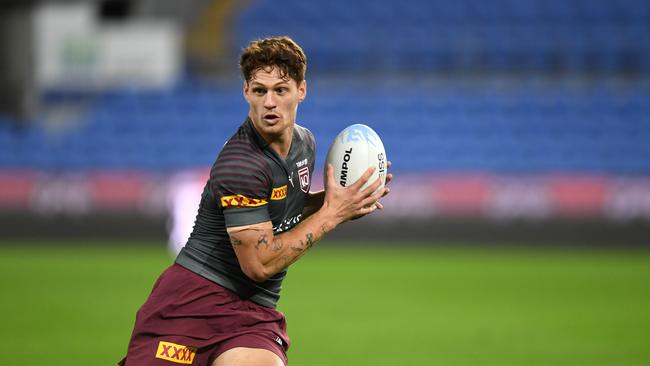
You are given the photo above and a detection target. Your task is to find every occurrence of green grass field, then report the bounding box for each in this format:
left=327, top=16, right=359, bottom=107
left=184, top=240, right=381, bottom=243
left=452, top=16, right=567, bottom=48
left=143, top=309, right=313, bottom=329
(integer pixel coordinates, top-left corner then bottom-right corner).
left=1, top=241, right=649, bottom=366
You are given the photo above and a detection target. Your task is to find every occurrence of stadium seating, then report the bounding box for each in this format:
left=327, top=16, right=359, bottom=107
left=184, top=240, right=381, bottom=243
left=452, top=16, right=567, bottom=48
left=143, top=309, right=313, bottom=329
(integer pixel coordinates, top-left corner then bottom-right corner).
left=1, top=80, right=648, bottom=174
left=1, top=0, right=648, bottom=175
left=235, top=0, right=650, bottom=74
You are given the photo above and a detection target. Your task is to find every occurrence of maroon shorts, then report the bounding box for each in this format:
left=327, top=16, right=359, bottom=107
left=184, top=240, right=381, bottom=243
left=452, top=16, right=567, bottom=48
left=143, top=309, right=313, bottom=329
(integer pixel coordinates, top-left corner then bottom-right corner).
left=119, top=264, right=290, bottom=366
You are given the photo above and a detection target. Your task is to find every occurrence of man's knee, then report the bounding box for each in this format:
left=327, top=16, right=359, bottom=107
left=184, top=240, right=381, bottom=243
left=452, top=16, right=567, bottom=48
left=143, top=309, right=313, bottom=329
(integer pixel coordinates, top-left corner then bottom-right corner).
left=212, top=347, right=284, bottom=366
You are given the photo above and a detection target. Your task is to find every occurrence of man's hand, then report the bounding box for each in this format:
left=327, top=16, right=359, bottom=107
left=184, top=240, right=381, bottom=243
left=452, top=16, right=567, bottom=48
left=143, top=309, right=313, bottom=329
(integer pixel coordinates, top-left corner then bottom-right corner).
left=228, top=162, right=392, bottom=283
left=375, top=161, right=393, bottom=210
left=321, top=164, right=387, bottom=224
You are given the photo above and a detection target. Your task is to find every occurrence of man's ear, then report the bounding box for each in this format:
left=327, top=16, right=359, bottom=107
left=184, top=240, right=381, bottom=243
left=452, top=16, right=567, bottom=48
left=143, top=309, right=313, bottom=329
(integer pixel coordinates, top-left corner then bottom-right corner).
left=243, top=80, right=250, bottom=101
left=298, top=80, right=307, bottom=102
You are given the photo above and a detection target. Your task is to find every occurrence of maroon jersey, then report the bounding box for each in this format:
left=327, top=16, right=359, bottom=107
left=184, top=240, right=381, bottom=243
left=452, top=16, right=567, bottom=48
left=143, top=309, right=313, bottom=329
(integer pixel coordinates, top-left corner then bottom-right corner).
left=175, top=118, right=316, bottom=308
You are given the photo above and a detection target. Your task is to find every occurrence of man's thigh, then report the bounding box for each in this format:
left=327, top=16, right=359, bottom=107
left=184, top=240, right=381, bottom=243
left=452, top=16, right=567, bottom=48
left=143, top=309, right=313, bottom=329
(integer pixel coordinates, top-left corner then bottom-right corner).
left=212, top=347, right=284, bottom=366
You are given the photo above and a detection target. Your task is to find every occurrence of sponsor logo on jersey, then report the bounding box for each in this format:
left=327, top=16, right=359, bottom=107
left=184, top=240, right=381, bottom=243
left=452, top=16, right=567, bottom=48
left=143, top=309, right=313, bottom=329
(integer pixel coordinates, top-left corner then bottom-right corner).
left=274, top=214, right=302, bottom=233
left=271, top=185, right=288, bottom=200
left=220, top=194, right=268, bottom=208
left=296, top=158, right=308, bottom=168
left=298, top=166, right=310, bottom=193
left=155, top=341, right=197, bottom=364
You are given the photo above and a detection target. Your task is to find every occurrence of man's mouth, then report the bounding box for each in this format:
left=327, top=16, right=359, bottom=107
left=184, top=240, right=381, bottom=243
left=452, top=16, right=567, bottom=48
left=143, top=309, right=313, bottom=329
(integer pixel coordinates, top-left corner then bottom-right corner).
left=263, top=113, right=280, bottom=123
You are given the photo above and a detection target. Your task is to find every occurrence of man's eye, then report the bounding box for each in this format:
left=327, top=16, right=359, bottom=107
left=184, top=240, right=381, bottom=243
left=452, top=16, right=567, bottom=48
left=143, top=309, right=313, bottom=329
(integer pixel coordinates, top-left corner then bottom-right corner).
left=252, top=88, right=265, bottom=94
left=276, top=88, right=287, bottom=94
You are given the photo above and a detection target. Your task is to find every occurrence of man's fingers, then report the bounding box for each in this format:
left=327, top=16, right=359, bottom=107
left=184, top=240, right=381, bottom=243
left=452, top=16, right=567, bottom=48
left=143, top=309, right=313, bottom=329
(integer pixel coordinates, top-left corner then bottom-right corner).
left=381, top=186, right=391, bottom=198
left=360, top=175, right=383, bottom=197
left=370, top=186, right=387, bottom=204
left=324, top=163, right=391, bottom=222
left=359, top=186, right=386, bottom=209
left=385, top=161, right=393, bottom=185
left=358, top=203, right=378, bottom=216
left=350, top=166, right=376, bottom=191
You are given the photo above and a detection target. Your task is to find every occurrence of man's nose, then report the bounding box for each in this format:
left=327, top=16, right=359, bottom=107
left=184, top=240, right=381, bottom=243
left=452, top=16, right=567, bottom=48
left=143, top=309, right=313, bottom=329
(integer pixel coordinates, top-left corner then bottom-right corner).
left=263, top=92, right=276, bottom=108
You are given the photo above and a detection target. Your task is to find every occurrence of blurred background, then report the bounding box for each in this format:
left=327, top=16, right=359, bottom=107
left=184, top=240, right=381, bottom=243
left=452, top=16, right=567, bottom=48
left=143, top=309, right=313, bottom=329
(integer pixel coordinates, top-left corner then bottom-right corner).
left=1, top=0, right=649, bottom=365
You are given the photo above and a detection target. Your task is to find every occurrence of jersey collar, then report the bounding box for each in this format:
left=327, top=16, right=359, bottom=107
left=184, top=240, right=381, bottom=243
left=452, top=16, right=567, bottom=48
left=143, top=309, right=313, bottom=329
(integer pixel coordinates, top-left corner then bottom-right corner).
left=244, top=117, right=271, bottom=150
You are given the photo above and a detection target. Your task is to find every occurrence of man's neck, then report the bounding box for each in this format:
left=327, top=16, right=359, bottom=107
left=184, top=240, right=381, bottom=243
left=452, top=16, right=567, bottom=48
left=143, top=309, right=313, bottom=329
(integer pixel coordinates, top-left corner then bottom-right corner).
left=251, top=122, right=293, bottom=158
left=268, top=131, right=293, bottom=158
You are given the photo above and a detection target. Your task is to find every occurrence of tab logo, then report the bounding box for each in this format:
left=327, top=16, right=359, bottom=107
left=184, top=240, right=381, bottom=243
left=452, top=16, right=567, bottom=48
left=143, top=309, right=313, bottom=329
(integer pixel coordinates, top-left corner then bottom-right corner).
left=296, top=158, right=308, bottom=168
left=271, top=185, right=288, bottom=200
left=220, top=194, right=268, bottom=208
left=156, top=341, right=197, bottom=364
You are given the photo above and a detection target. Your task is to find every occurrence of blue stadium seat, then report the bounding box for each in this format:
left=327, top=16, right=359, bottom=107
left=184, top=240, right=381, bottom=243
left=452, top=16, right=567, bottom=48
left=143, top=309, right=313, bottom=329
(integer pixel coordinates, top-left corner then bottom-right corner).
left=233, top=0, right=650, bottom=75
left=2, top=0, right=650, bottom=173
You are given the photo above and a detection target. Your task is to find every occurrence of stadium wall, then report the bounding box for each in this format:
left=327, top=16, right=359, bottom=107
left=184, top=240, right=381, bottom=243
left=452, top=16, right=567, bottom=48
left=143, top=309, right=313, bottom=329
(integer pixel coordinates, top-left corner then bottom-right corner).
left=1, top=170, right=649, bottom=246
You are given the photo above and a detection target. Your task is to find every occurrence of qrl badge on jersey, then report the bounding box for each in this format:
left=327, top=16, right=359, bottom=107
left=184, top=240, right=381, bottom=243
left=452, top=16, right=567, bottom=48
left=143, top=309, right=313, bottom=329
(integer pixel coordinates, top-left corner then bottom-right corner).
left=298, top=166, right=310, bottom=193
left=155, top=341, right=197, bottom=364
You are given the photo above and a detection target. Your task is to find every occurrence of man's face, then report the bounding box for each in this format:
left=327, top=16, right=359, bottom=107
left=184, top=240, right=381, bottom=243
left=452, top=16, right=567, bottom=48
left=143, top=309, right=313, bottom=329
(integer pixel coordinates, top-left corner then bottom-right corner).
left=244, top=67, right=306, bottom=142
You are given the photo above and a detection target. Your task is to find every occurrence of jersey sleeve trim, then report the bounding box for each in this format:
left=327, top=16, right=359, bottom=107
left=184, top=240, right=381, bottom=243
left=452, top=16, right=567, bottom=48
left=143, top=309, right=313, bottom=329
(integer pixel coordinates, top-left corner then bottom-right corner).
left=220, top=194, right=268, bottom=208
left=223, top=206, right=270, bottom=228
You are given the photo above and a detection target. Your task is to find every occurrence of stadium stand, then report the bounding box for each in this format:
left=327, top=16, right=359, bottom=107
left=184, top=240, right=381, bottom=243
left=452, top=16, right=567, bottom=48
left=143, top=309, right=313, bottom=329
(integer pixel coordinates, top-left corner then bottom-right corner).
left=0, top=81, right=648, bottom=174
left=0, top=0, right=648, bottom=175
left=236, top=0, right=650, bottom=74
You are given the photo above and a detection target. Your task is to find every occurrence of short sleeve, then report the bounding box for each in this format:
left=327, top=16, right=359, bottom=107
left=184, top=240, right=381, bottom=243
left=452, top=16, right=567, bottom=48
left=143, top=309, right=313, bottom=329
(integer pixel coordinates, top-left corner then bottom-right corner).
left=305, top=128, right=316, bottom=172
left=211, top=139, right=272, bottom=228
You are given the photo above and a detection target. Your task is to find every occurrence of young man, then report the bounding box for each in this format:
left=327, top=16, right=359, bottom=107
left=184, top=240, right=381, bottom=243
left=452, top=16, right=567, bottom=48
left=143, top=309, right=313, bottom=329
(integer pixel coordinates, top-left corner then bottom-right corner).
left=120, top=36, right=391, bottom=366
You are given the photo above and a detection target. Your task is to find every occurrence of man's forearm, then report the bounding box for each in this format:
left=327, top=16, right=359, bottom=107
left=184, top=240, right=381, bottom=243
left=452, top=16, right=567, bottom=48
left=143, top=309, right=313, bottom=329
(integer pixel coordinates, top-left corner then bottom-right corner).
left=230, top=166, right=384, bottom=282
left=229, top=205, right=339, bottom=282
left=261, top=206, right=336, bottom=273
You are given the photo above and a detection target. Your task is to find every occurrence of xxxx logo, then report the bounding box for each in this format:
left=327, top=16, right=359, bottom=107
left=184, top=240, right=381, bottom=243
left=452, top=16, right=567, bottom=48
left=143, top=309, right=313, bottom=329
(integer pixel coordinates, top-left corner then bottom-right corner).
left=220, top=194, right=268, bottom=208
left=271, top=185, right=288, bottom=200
left=155, top=341, right=197, bottom=364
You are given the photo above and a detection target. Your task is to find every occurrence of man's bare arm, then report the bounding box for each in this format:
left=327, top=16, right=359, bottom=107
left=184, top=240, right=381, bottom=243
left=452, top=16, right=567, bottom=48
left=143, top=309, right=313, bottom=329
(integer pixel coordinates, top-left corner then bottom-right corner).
left=228, top=165, right=385, bottom=282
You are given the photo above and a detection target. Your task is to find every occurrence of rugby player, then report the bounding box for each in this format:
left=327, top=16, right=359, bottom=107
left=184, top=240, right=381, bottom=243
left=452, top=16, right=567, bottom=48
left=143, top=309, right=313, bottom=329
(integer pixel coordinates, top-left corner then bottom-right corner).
left=120, top=36, right=391, bottom=366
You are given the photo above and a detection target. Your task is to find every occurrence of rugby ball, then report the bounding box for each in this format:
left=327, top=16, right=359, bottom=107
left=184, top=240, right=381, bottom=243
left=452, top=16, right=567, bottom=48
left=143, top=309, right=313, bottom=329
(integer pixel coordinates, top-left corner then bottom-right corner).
left=325, top=124, right=387, bottom=190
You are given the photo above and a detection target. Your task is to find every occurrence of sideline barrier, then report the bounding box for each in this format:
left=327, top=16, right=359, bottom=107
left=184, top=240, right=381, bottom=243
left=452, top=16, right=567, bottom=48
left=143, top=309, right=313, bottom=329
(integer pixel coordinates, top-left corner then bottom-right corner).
left=2, top=170, right=650, bottom=221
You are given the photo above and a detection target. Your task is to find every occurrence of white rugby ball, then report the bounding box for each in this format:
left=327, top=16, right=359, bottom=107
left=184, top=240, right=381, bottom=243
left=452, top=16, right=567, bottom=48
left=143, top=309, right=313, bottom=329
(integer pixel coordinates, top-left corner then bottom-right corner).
left=325, top=124, right=387, bottom=190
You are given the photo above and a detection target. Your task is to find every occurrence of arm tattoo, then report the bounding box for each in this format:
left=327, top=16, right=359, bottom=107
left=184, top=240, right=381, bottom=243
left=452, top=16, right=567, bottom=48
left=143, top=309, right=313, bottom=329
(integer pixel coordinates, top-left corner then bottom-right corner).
left=305, top=233, right=315, bottom=249
left=290, top=239, right=305, bottom=253
left=271, top=237, right=284, bottom=252
left=231, top=237, right=243, bottom=247
left=290, top=233, right=315, bottom=253
left=256, top=233, right=269, bottom=250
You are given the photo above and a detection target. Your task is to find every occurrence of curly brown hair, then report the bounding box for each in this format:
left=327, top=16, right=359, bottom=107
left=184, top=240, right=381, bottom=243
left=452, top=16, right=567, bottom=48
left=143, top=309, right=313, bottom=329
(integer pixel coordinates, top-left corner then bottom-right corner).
left=239, top=36, right=307, bottom=84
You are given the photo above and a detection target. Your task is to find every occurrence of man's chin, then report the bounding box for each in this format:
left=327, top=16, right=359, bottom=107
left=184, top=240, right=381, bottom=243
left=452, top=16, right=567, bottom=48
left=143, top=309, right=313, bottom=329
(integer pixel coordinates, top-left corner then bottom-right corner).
left=263, top=120, right=280, bottom=128
left=252, top=118, right=293, bottom=137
